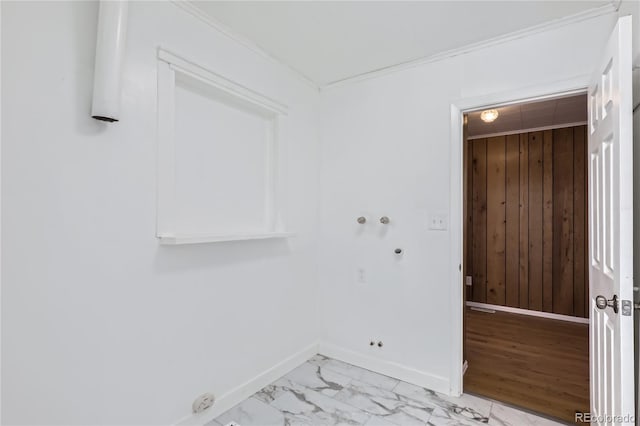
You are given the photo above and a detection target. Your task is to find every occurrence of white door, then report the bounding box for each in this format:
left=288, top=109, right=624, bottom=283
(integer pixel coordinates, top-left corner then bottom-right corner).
left=589, top=16, right=634, bottom=426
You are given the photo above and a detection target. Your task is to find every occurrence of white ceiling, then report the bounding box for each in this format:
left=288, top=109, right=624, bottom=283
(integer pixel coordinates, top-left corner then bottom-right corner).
left=190, top=1, right=609, bottom=86
left=466, top=93, right=587, bottom=138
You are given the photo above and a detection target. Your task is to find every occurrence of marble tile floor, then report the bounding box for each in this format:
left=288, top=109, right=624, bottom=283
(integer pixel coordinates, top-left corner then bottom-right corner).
left=206, top=355, right=567, bottom=426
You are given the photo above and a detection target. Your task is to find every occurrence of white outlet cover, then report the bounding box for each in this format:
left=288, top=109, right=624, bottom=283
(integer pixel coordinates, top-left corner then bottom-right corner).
left=428, top=213, right=448, bottom=231
left=192, top=392, right=215, bottom=414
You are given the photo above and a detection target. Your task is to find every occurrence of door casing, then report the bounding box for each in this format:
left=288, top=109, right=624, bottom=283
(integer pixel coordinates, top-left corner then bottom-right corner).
left=448, top=75, right=591, bottom=396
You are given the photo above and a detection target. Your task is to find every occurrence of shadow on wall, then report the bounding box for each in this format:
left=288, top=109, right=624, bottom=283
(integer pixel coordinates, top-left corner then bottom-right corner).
left=153, top=239, right=292, bottom=272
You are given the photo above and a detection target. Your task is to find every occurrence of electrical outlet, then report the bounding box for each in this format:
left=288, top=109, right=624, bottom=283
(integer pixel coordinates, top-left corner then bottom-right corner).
left=428, top=214, right=448, bottom=231
left=192, top=392, right=215, bottom=414
left=369, top=339, right=384, bottom=348
left=465, top=276, right=473, bottom=286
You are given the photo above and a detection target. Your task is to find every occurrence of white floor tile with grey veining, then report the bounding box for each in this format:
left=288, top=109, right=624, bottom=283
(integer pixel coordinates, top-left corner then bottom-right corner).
left=309, top=355, right=399, bottom=391
left=333, top=379, right=435, bottom=425
left=270, top=385, right=370, bottom=425
left=285, top=361, right=354, bottom=397
left=208, top=355, right=565, bottom=426
left=363, top=415, right=402, bottom=426
left=393, top=381, right=491, bottom=423
left=215, top=397, right=285, bottom=426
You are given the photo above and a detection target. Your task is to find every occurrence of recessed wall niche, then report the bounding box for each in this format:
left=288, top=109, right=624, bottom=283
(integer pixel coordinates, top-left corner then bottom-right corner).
left=156, top=49, right=292, bottom=244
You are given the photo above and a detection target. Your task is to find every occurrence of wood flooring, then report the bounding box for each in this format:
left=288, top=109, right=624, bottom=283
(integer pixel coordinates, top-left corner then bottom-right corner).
left=464, top=308, right=589, bottom=424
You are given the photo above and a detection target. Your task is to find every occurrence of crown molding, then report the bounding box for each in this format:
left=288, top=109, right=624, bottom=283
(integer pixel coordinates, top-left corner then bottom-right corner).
left=170, top=0, right=320, bottom=92
left=322, top=3, right=618, bottom=91
left=171, top=1, right=617, bottom=93
left=610, top=0, right=622, bottom=12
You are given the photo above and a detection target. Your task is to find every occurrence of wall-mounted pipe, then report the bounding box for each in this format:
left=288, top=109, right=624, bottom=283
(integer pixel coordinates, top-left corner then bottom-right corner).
left=91, top=0, right=128, bottom=122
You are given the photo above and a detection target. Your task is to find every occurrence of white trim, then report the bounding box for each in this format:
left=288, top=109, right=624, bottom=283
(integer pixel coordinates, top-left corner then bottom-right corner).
left=158, top=232, right=295, bottom=245
left=174, top=342, right=319, bottom=426
left=323, top=4, right=616, bottom=91
left=468, top=121, right=588, bottom=140
left=174, top=341, right=453, bottom=425
left=158, top=48, right=288, bottom=115
left=156, top=48, right=290, bottom=244
left=156, top=59, right=176, bottom=241
left=469, top=306, right=496, bottom=314
left=449, top=103, right=464, bottom=398
left=611, top=0, right=622, bottom=12
left=172, top=1, right=615, bottom=92
left=318, top=342, right=451, bottom=396
left=449, top=76, right=591, bottom=397
left=171, top=1, right=319, bottom=91
left=0, top=2, right=3, bottom=422
left=466, top=302, right=590, bottom=324
left=633, top=68, right=640, bottom=111
left=453, top=76, right=590, bottom=112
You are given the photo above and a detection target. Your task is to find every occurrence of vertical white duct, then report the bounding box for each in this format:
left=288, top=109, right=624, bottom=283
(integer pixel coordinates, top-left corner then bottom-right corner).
left=91, top=0, right=128, bottom=122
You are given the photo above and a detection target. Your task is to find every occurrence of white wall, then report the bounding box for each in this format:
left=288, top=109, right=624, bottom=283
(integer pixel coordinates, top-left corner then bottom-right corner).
left=317, top=11, right=619, bottom=393
left=3, top=1, right=638, bottom=424
left=619, top=0, right=640, bottom=67
left=1, top=1, right=320, bottom=425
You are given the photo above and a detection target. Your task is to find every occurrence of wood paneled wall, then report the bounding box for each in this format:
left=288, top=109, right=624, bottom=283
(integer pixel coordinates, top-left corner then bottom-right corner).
left=465, top=126, right=588, bottom=318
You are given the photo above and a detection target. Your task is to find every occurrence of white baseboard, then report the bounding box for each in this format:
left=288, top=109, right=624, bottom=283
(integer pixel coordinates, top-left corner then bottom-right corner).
left=175, top=340, right=453, bottom=425
left=317, top=341, right=451, bottom=396
left=175, top=341, right=319, bottom=426
left=466, top=301, right=589, bottom=324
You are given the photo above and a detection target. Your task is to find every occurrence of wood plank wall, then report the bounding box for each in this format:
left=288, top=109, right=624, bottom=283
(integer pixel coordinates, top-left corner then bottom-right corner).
left=466, top=125, right=588, bottom=318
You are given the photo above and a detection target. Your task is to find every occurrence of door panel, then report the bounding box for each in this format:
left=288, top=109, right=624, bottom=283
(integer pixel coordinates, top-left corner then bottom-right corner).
left=588, top=16, right=633, bottom=426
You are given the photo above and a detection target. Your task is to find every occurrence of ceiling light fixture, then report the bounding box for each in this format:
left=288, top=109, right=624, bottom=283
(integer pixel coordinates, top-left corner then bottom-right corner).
left=480, top=109, right=499, bottom=123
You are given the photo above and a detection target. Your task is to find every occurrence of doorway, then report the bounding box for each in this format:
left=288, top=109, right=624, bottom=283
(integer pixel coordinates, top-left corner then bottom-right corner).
left=462, top=94, right=590, bottom=424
